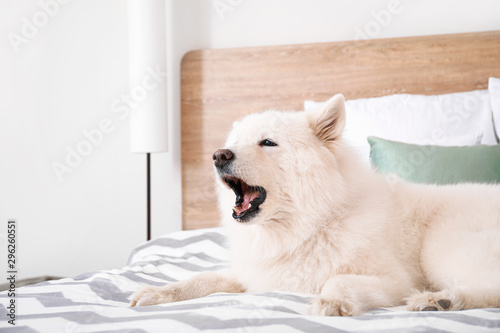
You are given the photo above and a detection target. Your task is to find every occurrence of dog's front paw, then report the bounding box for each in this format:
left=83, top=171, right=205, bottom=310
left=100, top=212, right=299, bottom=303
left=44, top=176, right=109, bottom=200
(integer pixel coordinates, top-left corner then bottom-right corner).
left=309, top=296, right=358, bottom=316
left=130, top=284, right=181, bottom=307
left=406, top=290, right=460, bottom=312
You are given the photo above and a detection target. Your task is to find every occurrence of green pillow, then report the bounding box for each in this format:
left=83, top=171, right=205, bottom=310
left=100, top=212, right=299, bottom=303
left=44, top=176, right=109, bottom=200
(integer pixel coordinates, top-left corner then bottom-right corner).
left=367, top=136, right=500, bottom=185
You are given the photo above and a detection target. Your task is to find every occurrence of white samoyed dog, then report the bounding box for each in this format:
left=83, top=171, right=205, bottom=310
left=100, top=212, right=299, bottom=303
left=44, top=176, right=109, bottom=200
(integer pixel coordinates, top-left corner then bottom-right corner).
left=131, top=94, right=500, bottom=316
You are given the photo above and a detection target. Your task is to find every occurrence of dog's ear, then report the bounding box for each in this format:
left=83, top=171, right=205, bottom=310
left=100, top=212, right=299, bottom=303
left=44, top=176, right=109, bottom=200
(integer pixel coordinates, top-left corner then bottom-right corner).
left=308, top=94, right=346, bottom=143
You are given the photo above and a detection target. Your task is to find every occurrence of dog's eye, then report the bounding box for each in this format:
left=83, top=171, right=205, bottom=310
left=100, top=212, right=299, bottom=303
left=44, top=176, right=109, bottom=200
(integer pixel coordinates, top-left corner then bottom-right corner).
left=260, top=139, right=277, bottom=147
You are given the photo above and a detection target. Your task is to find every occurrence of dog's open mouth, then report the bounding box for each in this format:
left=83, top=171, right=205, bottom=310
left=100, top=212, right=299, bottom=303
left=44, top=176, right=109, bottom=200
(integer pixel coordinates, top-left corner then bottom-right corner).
left=222, top=176, right=266, bottom=222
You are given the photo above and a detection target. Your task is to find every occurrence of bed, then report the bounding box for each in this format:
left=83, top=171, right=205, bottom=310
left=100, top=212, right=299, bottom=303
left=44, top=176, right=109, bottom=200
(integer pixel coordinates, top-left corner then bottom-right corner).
left=2, top=31, right=500, bottom=332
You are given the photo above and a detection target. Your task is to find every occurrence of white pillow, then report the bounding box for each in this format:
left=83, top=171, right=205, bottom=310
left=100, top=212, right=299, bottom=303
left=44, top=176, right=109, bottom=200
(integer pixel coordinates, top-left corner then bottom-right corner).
left=305, top=90, right=497, bottom=165
left=489, top=77, right=500, bottom=143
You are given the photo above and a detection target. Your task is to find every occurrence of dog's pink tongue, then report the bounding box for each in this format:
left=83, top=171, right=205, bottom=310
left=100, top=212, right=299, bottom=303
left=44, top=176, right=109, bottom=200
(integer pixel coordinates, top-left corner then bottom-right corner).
left=234, top=189, right=260, bottom=214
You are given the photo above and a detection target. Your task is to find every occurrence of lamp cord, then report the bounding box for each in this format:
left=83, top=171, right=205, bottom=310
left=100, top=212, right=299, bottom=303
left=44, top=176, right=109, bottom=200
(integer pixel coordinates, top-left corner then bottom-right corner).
left=147, top=153, right=151, bottom=241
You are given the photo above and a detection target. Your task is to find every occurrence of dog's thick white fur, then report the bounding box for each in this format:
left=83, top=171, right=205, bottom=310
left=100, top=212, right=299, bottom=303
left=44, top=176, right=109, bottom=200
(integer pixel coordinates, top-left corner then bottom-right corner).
left=131, top=95, right=500, bottom=316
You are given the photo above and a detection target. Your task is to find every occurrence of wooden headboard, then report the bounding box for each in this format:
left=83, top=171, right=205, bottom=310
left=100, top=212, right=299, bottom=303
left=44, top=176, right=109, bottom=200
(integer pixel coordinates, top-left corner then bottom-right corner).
left=180, top=30, right=500, bottom=230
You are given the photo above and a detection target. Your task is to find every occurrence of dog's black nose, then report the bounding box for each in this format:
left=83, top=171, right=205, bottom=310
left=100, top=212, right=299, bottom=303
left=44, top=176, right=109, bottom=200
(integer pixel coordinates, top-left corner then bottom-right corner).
left=213, top=149, right=234, bottom=169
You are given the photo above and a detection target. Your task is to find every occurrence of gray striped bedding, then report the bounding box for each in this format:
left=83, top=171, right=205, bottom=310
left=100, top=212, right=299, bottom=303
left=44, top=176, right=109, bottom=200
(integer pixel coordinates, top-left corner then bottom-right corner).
left=1, top=228, right=499, bottom=332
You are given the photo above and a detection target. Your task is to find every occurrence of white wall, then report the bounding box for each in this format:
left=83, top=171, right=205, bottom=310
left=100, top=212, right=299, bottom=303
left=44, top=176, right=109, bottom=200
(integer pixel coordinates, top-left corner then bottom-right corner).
left=156, top=0, right=500, bottom=238
left=194, top=0, right=500, bottom=48
left=1, top=0, right=499, bottom=279
left=0, top=0, right=145, bottom=279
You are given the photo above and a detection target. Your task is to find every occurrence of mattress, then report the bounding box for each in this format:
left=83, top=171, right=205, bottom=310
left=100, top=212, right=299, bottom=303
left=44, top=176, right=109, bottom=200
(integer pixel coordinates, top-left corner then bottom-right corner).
left=1, top=228, right=499, bottom=332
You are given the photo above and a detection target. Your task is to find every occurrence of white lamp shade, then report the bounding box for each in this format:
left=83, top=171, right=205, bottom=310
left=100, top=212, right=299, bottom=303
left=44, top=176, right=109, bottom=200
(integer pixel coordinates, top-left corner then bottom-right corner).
left=128, top=0, right=168, bottom=153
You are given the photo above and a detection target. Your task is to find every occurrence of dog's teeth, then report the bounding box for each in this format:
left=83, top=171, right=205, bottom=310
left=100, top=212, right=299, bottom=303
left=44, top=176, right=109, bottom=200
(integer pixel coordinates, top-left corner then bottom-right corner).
left=249, top=203, right=252, bottom=209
